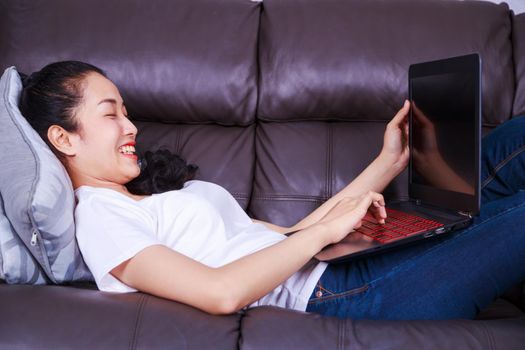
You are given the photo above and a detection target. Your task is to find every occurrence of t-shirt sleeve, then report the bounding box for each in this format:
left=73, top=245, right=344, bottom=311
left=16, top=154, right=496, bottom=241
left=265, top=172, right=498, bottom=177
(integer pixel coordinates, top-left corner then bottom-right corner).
left=74, top=194, right=163, bottom=293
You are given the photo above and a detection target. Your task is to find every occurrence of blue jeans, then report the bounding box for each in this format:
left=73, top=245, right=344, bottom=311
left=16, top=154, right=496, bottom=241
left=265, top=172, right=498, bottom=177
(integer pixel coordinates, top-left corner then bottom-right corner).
left=305, top=115, right=525, bottom=320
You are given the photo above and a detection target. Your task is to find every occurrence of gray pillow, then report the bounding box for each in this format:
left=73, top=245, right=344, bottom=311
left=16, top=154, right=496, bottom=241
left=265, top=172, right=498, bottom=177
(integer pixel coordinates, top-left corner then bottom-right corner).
left=0, top=66, right=93, bottom=284
left=0, top=194, right=47, bottom=284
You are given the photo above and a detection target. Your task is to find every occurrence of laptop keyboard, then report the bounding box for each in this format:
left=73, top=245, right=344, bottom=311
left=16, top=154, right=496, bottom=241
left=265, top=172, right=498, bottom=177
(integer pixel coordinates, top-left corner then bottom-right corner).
left=355, top=208, right=443, bottom=243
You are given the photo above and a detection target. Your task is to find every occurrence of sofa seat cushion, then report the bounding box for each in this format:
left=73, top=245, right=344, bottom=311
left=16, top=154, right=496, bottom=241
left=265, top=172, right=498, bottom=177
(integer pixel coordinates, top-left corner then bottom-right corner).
left=0, top=284, right=241, bottom=350
left=240, top=306, right=525, bottom=350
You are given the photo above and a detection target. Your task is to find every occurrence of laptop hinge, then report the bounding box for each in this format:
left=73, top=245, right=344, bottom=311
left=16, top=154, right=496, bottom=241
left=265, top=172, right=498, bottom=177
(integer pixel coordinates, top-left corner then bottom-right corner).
left=457, top=211, right=473, bottom=218
left=414, top=198, right=472, bottom=219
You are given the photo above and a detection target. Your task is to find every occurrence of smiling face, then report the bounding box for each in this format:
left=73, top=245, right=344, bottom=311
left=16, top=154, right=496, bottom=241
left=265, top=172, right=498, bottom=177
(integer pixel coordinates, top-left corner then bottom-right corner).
left=56, top=72, right=140, bottom=189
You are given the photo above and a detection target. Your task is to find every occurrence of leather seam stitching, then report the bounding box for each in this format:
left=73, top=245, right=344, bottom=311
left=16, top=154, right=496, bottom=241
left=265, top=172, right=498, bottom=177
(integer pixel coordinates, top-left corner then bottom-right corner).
left=129, top=294, right=147, bottom=350
left=251, top=195, right=327, bottom=202
left=339, top=318, right=345, bottom=350
left=229, top=192, right=250, bottom=199
left=479, top=321, right=496, bottom=350
left=329, top=123, right=334, bottom=198
left=325, top=124, right=330, bottom=199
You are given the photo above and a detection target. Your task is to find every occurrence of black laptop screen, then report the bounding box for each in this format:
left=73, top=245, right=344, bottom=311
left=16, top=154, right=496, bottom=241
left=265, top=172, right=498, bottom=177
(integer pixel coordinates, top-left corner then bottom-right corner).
left=410, top=72, right=476, bottom=195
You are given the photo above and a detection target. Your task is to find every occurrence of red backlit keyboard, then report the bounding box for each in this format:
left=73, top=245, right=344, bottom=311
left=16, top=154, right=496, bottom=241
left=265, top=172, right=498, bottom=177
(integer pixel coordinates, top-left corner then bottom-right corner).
left=355, top=208, right=443, bottom=243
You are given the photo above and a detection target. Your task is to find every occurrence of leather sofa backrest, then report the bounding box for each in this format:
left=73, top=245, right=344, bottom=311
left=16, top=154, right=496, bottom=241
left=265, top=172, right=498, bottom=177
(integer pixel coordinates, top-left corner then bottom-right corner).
left=249, top=0, right=516, bottom=226
left=0, top=0, right=261, bottom=209
left=0, top=0, right=522, bottom=226
left=512, top=12, right=525, bottom=116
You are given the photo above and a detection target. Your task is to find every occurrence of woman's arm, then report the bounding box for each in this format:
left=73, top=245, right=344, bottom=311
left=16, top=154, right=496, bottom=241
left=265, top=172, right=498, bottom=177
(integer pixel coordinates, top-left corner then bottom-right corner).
left=111, top=223, right=326, bottom=315
left=111, top=192, right=384, bottom=315
left=251, top=218, right=294, bottom=234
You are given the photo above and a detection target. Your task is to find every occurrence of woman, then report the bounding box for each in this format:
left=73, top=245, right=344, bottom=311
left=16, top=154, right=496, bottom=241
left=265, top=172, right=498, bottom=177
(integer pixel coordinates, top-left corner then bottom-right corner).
left=19, top=61, right=525, bottom=320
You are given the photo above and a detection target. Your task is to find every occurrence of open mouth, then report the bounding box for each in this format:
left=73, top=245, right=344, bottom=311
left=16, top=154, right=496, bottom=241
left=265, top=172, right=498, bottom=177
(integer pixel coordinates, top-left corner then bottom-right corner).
left=118, top=143, right=138, bottom=160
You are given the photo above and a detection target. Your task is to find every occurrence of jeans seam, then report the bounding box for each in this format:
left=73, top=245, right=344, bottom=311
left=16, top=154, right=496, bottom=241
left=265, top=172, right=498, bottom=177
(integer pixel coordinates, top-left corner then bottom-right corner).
left=367, top=199, right=525, bottom=286
left=482, top=143, right=525, bottom=189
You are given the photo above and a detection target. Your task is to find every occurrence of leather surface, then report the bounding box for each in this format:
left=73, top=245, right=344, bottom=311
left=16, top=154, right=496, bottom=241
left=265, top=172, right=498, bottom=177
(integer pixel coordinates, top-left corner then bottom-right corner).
left=0, top=285, right=241, bottom=350
left=513, top=13, right=525, bottom=116
left=0, top=0, right=260, bottom=126
left=134, top=121, right=255, bottom=209
left=240, top=306, right=525, bottom=350
left=0, top=0, right=524, bottom=348
left=258, top=0, right=514, bottom=127
left=249, top=121, right=408, bottom=226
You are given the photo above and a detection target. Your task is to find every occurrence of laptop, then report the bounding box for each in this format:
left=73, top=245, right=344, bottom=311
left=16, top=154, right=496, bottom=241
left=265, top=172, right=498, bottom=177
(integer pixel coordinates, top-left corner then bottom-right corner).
left=292, top=53, right=482, bottom=263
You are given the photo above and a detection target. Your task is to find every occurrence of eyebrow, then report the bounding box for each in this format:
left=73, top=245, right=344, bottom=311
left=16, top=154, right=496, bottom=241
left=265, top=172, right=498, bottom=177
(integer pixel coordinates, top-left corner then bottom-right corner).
left=98, top=98, right=119, bottom=106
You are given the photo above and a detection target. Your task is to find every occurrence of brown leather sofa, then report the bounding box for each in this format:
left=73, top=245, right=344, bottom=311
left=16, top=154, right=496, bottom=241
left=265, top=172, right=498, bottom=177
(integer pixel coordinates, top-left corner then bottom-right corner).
left=1, top=0, right=524, bottom=349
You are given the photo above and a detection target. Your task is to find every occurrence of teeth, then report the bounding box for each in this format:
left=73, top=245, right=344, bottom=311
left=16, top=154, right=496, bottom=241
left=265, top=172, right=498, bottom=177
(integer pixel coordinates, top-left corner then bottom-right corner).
left=118, top=145, right=135, bottom=155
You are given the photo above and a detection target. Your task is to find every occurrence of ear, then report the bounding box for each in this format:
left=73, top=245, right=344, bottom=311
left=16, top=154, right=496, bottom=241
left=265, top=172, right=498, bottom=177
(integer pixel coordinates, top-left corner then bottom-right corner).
left=47, top=125, right=77, bottom=156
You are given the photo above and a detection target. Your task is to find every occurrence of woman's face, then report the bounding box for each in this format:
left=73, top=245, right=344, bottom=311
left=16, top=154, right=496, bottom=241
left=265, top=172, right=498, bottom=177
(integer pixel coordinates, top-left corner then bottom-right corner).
left=68, top=72, right=140, bottom=186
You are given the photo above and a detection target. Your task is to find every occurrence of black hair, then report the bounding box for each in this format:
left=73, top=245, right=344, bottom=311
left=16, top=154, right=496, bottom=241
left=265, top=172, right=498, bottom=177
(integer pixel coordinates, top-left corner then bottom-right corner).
left=19, top=61, right=106, bottom=161
left=19, top=60, right=198, bottom=195
left=125, top=149, right=198, bottom=195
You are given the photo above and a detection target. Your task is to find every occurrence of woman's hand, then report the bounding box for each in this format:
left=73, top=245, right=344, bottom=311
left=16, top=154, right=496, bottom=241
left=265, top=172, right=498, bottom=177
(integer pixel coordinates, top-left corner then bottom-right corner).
left=380, top=100, right=410, bottom=171
left=315, top=191, right=386, bottom=245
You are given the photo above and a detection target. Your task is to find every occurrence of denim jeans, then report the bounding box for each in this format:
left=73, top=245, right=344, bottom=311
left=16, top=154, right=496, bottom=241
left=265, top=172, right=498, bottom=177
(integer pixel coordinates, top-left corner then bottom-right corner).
left=305, top=115, right=525, bottom=320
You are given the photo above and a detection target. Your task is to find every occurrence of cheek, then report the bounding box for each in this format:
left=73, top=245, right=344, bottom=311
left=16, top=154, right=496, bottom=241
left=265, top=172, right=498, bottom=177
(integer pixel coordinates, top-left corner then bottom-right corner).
left=84, top=121, right=120, bottom=148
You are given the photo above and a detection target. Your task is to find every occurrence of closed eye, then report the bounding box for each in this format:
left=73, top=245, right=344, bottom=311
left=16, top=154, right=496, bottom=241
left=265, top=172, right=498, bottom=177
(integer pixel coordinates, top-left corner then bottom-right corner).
left=105, top=114, right=131, bottom=120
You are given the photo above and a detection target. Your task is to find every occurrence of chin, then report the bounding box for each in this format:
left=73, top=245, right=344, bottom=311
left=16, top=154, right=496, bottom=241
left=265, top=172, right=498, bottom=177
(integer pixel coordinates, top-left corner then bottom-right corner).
left=124, top=165, right=141, bottom=181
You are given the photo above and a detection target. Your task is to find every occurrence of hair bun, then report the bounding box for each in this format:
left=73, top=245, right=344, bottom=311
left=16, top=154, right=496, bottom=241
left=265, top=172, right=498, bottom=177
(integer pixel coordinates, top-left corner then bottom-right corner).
left=126, top=149, right=198, bottom=195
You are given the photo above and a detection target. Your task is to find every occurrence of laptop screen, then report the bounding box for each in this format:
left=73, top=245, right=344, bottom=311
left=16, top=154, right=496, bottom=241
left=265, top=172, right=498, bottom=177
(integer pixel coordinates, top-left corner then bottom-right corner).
left=408, top=53, right=481, bottom=214
left=410, top=72, right=476, bottom=195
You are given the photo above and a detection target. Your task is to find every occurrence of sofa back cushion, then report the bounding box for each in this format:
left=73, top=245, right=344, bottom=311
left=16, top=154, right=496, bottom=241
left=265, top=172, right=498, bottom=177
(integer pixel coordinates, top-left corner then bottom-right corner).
left=250, top=0, right=515, bottom=226
left=0, top=0, right=261, bottom=209
left=258, top=0, right=514, bottom=126
left=512, top=13, right=525, bottom=116
left=0, top=67, right=93, bottom=283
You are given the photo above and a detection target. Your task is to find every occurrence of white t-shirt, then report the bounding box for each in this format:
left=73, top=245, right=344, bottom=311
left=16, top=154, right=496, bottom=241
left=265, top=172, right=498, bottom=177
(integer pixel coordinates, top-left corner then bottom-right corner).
left=74, top=180, right=328, bottom=312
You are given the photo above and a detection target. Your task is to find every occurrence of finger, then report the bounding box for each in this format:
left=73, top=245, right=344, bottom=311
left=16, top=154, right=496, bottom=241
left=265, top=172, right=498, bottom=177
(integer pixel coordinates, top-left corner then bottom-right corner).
left=370, top=195, right=387, bottom=224
left=389, top=100, right=410, bottom=125
left=369, top=203, right=386, bottom=224
left=367, top=191, right=385, bottom=206
left=356, top=192, right=385, bottom=216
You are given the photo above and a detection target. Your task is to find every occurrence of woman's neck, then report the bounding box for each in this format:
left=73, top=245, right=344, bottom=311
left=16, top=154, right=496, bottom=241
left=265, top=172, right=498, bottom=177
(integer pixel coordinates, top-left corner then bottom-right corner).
left=70, top=172, right=149, bottom=201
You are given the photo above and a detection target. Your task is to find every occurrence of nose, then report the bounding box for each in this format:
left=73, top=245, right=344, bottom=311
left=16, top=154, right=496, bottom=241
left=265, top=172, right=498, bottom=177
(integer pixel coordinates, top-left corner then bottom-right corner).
left=122, top=115, right=138, bottom=136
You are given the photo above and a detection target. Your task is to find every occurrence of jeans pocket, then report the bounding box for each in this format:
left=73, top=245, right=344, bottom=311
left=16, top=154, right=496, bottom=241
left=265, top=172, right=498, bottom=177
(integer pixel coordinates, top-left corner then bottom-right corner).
left=307, top=280, right=370, bottom=306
